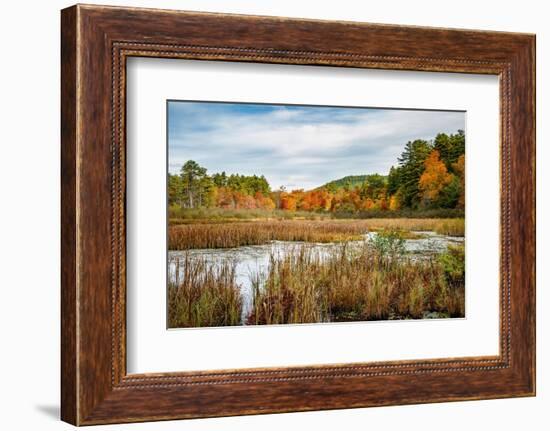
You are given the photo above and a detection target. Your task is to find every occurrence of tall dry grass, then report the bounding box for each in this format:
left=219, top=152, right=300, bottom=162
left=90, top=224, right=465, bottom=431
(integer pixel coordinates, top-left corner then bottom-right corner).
left=247, top=244, right=465, bottom=325
left=354, top=218, right=465, bottom=236
left=169, top=220, right=365, bottom=249
left=169, top=218, right=465, bottom=250
left=433, top=219, right=465, bottom=236
left=167, top=254, right=242, bottom=328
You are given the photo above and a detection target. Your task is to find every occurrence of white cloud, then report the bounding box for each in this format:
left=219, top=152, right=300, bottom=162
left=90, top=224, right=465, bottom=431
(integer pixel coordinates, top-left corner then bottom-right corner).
left=169, top=103, right=464, bottom=190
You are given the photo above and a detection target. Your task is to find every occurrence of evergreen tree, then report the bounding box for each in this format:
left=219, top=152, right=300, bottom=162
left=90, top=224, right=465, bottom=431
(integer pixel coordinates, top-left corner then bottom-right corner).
left=167, top=173, right=183, bottom=206
left=434, top=130, right=465, bottom=168
left=180, top=160, right=207, bottom=208
left=387, top=166, right=401, bottom=196
left=397, top=139, right=433, bottom=208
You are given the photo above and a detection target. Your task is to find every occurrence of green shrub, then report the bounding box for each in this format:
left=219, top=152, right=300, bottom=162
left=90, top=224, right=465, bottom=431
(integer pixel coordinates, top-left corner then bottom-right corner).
left=368, top=229, right=407, bottom=258
left=438, top=245, right=465, bottom=288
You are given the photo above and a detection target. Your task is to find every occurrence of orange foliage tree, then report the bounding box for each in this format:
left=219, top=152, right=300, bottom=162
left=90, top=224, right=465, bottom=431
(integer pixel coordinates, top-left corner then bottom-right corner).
left=280, top=192, right=297, bottom=211
left=418, top=150, right=453, bottom=205
left=388, top=194, right=400, bottom=211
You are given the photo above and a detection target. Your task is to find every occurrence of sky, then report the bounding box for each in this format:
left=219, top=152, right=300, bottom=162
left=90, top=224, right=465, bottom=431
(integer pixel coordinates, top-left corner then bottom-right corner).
left=168, top=101, right=465, bottom=191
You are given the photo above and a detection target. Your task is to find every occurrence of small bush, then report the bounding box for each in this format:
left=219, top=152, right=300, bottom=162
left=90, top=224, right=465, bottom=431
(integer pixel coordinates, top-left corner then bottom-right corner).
left=438, top=245, right=465, bottom=288
left=368, top=229, right=407, bottom=259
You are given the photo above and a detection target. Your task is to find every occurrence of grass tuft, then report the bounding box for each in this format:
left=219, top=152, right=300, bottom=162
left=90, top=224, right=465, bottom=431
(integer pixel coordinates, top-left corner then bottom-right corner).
left=168, top=254, right=242, bottom=328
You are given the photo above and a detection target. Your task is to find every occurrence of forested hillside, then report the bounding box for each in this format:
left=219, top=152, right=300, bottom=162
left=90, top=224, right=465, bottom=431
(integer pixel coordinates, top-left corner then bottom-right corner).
left=168, top=130, right=465, bottom=215
left=320, top=175, right=378, bottom=192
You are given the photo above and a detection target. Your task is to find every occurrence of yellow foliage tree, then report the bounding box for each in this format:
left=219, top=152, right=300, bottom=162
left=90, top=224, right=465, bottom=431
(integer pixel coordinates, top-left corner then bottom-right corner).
left=419, top=150, right=453, bottom=204
left=389, top=194, right=400, bottom=211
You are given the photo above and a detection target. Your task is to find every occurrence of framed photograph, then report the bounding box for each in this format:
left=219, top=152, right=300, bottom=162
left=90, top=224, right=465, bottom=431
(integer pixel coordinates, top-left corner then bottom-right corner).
left=165, top=101, right=467, bottom=330
left=61, top=4, right=535, bottom=425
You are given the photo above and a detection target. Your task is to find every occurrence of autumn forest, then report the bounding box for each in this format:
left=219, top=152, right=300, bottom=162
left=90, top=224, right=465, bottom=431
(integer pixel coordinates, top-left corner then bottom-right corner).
left=168, top=130, right=465, bottom=218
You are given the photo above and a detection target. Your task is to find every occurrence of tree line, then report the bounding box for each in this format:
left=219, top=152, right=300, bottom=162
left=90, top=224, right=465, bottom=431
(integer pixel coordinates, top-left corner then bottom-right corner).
left=168, top=130, right=465, bottom=213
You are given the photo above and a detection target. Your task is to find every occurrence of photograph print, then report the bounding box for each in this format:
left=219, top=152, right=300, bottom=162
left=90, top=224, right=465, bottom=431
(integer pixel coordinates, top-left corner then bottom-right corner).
left=167, top=101, right=466, bottom=328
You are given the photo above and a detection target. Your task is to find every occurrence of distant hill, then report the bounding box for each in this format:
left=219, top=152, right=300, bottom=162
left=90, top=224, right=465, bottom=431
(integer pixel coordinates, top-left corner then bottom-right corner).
left=318, top=174, right=387, bottom=191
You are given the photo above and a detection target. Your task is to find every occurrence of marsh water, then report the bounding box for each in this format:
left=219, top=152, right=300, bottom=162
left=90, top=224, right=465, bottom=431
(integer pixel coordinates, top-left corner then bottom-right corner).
left=168, top=231, right=464, bottom=324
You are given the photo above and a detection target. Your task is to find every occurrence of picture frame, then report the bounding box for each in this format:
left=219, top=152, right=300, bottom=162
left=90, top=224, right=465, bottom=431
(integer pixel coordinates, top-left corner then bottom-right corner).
left=61, top=4, right=535, bottom=425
